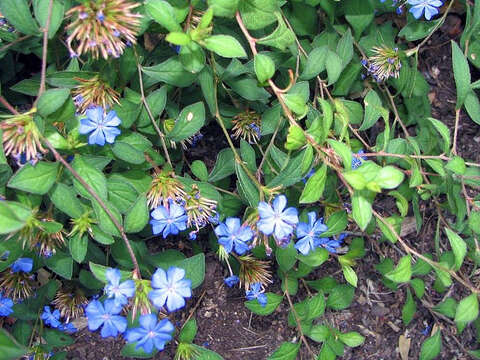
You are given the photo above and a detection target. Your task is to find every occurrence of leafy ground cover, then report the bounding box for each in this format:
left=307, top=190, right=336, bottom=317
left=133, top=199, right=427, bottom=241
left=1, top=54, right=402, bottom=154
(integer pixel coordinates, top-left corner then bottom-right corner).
left=1, top=0, right=480, bottom=359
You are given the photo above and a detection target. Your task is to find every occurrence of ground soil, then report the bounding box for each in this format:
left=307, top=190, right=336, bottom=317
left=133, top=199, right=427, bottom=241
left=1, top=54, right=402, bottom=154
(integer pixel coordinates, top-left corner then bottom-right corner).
left=66, top=12, right=480, bottom=360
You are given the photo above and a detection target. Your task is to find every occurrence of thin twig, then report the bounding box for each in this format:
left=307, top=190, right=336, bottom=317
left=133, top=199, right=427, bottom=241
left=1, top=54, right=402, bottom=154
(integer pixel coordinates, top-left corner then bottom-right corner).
left=0, top=35, right=32, bottom=53
left=37, top=0, right=54, bottom=99
left=0, top=95, right=18, bottom=115
left=42, top=137, right=141, bottom=276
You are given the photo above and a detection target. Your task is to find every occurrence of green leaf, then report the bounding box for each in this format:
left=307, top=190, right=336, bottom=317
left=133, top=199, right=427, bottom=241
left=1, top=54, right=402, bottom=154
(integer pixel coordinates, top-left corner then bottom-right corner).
left=191, top=160, right=209, bottom=182
left=8, top=162, right=59, bottom=195
left=454, top=293, right=479, bottom=326
left=410, top=278, right=425, bottom=298
left=326, top=284, right=355, bottom=310
left=322, top=211, right=348, bottom=237
left=238, top=0, right=278, bottom=30
left=299, top=164, right=327, bottom=204
left=0, top=329, right=28, bottom=360
left=433, top=297, right=457, bottom=318
left=385, top=255, right=412, bottom=283
left=300, top=46, right=328, bottom=80
left=33, top=0, right=64, bottom=39
left=166, top=32, right=191, bottom=46
left=124, top=194, right=149, bottom=233
left=325, top=50, right=343, bottom=85
left=352, top=191, right=372, bottom=231
left=204, top=35, right=247, bottom=58
left=235, top=162, right=260, bottom=207
left=342, top=264, right=358, bottom=287
left=336, top=29, right=354, bottom=67
left=308, top=325, right=330, bottom=343
left=254, top=53, right=275, bottom=83
left=428, top=118, right=451, bottom=154
left=45, top=251, right=73, bottom=279
left=445, top=156, right=466, bottom=175
left=344, top=0, right=374, bottom=38
left=285, top=124, right=306, bottom=150
left=112, top=142, right=145, bottom=165
left=402, top=289, right=416, bottom=325
left=92, top=200, right=122, bottom=237
left=72, top=155, right=108, bottom=201
left=245, top=293, right=283, bottom=315
left=257, top=14, right=295, bottom=51
left=240, top=140, right=256, bottom=173
left=145, top=0, right=182, bottom=32
left=444, top=227, right=467, bottom=271
left=338, top=331, right=365, bottom=347
left=464, top=91, right=480, bottom=125
left=168, top=102, right=205, bottom=141
left=376, top=166, right=405, bottom=189
left=208, top=149, right=235, bottom=182
left=452, top=41, right=471, bottom=109
left=69, top=233, right=88, bottom=263
left=179, top=318, right=197, bottom=344
left=276, top=241, right=297, bottom=272
left=283, top=94, right=308, bottom=116
left=267, top=342, right=300, bottom=360
left=419, top=329, right=442, bottom=360
left=360, top=89, right=383, bottom=130
left=0, top=201, right=32, bottom=234
left=37, top=89, right=71, bottom=117
left=143, top=58, right=197, bottom=88
left=327, top=139, right=352, bottom=170
left=208, top=0, right=239, bottom=17
left=121, top=342, right=158, bottom=358
left=297, top=248, right=328, bottom=267
left=0, top=0, right=39, bottom=35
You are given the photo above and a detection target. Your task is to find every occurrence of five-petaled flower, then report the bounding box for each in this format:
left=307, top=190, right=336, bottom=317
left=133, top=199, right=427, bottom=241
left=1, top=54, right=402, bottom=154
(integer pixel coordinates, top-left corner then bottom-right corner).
left=257, top=195, right=298, bottom=241
left=246, top=283, right=267, bottom=307
left=11, top=257, right=33, bottom=273
left=407, top=0, right=443, bottom=20
left=125, top=314, right=174, bottom=354
left=85, top=299, right=127, bottom=338
left=0, top=294, right=13, bottom=317
left=104, top=268, right=135, bottom=307
left=149, top=267, right=192, bottom=312
left=79, top=106, right=121, bottom=146
left=295, top=212, right=329, bottom=255
left=150, top=201, right=188, bottom=238
left=41, top=306, right=61, bottom=328
left=215, top=217, right=253, bottom=255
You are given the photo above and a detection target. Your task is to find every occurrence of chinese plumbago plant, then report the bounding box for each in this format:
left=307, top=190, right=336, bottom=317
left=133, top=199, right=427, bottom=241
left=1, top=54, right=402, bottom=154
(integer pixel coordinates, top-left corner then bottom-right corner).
left=0, top=0, right=479, bottom=359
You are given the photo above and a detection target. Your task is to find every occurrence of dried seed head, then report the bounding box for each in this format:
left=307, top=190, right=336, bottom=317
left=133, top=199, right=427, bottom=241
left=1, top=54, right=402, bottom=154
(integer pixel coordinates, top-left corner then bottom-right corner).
left=231, top=110, right=262, bottom=144
left=183, top=185, right=217, bottom=231
left=362, top=46, right=402, bottom=82
left=0, top=271, right=35, bottom=301
left=147, top=168, right=186, bottom=210
left=52, top=286, right=88, bottom=322
left=72, top=75, right=120, bottom=114
left=237, top=254, right=272, bottom=290
left=66, top=0, right=142, bottom=59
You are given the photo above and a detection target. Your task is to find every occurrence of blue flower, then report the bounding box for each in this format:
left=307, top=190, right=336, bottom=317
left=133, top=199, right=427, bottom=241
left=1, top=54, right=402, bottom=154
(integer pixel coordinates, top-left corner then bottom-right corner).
left=0, top=295, right=13, bottom=316
left=351, top=149, right=367, bottom=170
left=125, top=314, right=174, bottom=354
left=302, top=169, right=315, bottom=184
left=85, top=299, right=127, bottom=338
left=315, top=234, right=344, bottom=253
left=295, top=212, right=329, bottom=255
left=150, top=202, right=188, bottom=238
left=224, top=275, right=240, bottom=288
left=149, top=267, right=192, bottom=312
left=104, top=268, right=135, bottom=307
left=257, top=195, right=298, bottom=240
left=215, top=218, right=253, bottom=255
left=11, top=257, right=33, bottom=273
left=41, top=306, right=61, bottom=328
left=79, top=106, right=121, bottom=146
left=58, top=322, right=77, bottom=333
left=407, top=0, right=443, bottom=20
left=246, top=283, right=267, bottom=307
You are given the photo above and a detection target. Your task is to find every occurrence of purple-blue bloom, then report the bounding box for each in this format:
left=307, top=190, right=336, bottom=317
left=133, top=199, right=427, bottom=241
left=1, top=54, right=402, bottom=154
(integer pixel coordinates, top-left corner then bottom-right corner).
left=407, top=0, right=443, bottom=20
left=351, top=149, right=367, bottom=170
left=149, top=267, right=192, bottom=312
left=125, top=314, right=174, bottom=354
left=215, top=217, right=253, bottom=255
left=224, top=275, right=240, bottom=288
left=85, top=299, right=127, bottom=338
left=79, top=106, right=121, bottom=146
left=257, top=195, right=298, bottom=241
left=295, top=212, right=329, bottom=255
left=104, top=268, right=135, bottom=307
left=41, top=306, right=61, bottom=328
left=0, top=295, right=13, bottom=316
left=11, top=257, right=33, bottom=273
left=150, top=202, right=188, bottom=238
left=316, top=233, right=345, bottom=254
left=58, top=322, right=77, bottom=333
left=246, top=283, right=267, bottom=307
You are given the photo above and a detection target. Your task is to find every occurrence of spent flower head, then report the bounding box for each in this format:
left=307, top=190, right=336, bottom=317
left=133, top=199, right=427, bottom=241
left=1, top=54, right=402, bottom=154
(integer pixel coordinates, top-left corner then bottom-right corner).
left=237, top=255, right=272, bottom=290
left=66, top=0, right=141, bottom=59
left=0, top=109, right=47, bottom=163
left=231, top=110, right=262, bottom=144
left=183, top=185, right=217, bottom=231
left=72, top=75, right=120, bottom=114
left=52, top=286, right=88, bottom=322
left=146, top=168, right=186, bottom=210
left=362, top=46, right=402, bottom=82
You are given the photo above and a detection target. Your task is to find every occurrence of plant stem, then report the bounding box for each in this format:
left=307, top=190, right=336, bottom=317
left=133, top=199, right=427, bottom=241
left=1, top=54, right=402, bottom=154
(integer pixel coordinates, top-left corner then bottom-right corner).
left=0, top=95, right=18, bottom=115
left=42, top=137, right=141, bottom=276
left=37, top=0, right=54, bottom=99
left=0, top=35, right=32, bottom=54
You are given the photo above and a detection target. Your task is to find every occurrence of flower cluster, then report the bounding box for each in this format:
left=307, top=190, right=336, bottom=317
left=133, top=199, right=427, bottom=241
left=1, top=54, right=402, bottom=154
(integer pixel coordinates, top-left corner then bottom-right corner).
left=231, top=110, right=262, bottom=144
left=362, top=46, right=402, bottom=82
left=380, top=0, right=444, bottom=20
left=66, top=0, right=141, bottom=59
left=85, top=266, right=191, bottom=354
left=41, top=306, right=77, bottom=333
